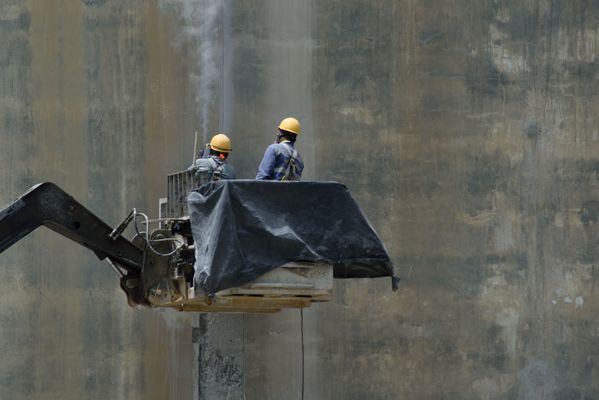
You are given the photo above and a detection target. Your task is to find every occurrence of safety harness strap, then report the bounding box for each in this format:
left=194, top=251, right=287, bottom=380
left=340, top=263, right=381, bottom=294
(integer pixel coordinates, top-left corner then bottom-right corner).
left=274, top=143, right=299, bottom=181
left=211, top=159, right=225, bottom=181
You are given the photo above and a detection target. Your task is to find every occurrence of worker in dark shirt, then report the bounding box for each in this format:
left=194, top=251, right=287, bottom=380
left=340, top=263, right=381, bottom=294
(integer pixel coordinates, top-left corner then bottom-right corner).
left=189, top=133, right=236, bottom=185
left=256, top=117, right=304, bottom=181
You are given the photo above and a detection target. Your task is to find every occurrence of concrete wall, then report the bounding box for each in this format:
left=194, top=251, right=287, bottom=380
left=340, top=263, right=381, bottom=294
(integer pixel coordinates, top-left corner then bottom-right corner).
left=0, top=1, right=198, bottom=399
left=2, top=0, right=599, bottom=399
left=225, top=1, right=599, bottom=399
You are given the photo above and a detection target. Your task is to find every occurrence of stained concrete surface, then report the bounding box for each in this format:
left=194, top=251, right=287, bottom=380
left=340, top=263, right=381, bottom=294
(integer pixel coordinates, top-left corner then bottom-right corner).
left=0, top=1, right=196, bottom=399
left=226, top=0, right=599, bottom=399
left=2, top=0, right=599, bottom=399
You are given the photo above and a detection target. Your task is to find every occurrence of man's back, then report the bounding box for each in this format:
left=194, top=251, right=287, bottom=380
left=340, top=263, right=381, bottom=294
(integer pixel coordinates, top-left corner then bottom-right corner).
left=256, top=142, right=304, bottom=181
left=190, top=156, right=236, bottom=185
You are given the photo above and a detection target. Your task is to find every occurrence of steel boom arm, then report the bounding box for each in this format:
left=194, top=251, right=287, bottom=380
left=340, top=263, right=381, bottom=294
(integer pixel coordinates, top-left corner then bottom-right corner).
left=0, top=182, right=143, bottom=272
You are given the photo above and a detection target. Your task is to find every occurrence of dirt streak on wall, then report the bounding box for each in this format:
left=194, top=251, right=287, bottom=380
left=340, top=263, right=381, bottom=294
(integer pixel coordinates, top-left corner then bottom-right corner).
left=2, top=0, right=599, bottom=399
left=0, top=1, right=197, bottom=399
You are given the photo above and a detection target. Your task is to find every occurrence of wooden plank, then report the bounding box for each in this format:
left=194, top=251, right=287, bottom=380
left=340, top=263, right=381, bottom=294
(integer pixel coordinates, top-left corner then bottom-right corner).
left=169, top=303, right=281, bottom=313
left=246, top=282, right=315, bottom=289
left=223, top=287, right=331, bottom=298
left=162, top=293, right=315, bottom=312
left=210, top=295, right=312, bottom=309
left=159, top=263, right=335, bottom=313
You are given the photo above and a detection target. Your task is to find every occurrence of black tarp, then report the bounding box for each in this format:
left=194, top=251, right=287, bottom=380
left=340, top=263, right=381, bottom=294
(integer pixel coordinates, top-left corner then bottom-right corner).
left=188, top=180, right=398, bottom=295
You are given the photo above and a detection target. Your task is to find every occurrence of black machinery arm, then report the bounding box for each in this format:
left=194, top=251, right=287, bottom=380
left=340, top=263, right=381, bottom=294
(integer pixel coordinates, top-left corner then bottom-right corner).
left=0, top=182, right=143, bottom=272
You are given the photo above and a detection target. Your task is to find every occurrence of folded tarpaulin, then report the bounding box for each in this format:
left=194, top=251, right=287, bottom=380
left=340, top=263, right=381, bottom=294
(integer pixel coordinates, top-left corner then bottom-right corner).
left=188, top=180, right=399, bottom=295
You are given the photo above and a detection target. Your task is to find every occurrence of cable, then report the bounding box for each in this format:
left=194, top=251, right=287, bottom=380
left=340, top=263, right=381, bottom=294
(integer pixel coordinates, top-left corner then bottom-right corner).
left=151, top=238, right=186, bottom=245
left=139, top=217, right=189, bottom=224
left=242, top=313, right=246, bottom=400
left=133, top=210, right=179, bottom=257
left=301, top=309, right=305, bottom=400
left=105, top=258, right=125, bottom=278
left=220, top=1, right=225, bottom=131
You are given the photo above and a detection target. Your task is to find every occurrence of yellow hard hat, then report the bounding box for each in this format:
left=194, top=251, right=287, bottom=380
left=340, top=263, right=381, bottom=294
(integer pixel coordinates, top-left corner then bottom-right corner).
left=278, top=117, right=300, bottom=135
left=209, top=133, right=232, bottom=153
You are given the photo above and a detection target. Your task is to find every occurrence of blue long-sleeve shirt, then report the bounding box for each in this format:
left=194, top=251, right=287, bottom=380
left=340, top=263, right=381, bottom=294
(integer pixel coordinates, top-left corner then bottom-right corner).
left=256, top=141, right=304, bottom=180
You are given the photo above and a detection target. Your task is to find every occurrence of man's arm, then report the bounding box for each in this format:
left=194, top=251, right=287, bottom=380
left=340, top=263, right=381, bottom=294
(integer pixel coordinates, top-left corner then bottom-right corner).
left=256, top=145, right=277, bottom=180
left=295, top=153, right=305, bottom=178
left=188, top=158, right=199, bottom=172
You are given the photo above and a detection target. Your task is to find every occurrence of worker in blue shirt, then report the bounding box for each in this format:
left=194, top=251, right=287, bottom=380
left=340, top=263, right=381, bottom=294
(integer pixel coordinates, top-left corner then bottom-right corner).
left=256, top=117, right=304, bottom=180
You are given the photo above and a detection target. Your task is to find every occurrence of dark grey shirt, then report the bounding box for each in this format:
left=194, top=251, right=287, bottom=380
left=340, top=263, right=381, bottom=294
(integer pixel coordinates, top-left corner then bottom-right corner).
left=188, top=156, right=236, bottom=185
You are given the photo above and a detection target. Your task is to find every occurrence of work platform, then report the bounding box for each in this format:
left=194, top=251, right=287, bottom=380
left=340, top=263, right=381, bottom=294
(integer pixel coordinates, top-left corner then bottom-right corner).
left=163, top=262, right=333, bottom=313
left=160, top=171, right=341, bottom=313
left=0, top=175, right=395, bottom=314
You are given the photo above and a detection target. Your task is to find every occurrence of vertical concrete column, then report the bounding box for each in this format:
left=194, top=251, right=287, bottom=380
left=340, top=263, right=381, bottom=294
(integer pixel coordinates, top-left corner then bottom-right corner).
left=153, top=2, right=246, bottom=399
left=0, top=1, right=35, bottom=195
left=0, top=1, right=199, bottom=398
left=197, top=313, right=245, bottom=400
left=195, top=3, right=246, bottom=397
left=262, top=0, right=314, bottom=178
left=0, top=1, right=40, bottom=396
left=236, top=1, right=314, bottom=399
